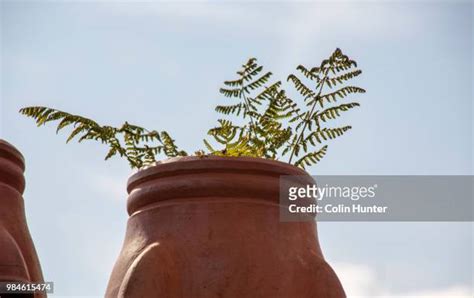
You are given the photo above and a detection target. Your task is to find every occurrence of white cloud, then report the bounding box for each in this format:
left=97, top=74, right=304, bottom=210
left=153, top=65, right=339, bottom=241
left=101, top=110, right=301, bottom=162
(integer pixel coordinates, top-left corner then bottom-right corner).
left=398, top=286, right=473, bottom=298
left=334, top=262, right=381, bottom=297
left=97, top=0, right=428, bottom=74
left=333, top=262, right=473, bottom=298
left=99, top=1, right=425, bottom=39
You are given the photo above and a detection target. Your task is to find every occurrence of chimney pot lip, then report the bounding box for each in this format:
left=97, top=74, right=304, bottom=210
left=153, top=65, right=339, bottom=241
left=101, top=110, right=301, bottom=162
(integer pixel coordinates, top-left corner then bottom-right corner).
left=0, top=140, right=25, bottom=172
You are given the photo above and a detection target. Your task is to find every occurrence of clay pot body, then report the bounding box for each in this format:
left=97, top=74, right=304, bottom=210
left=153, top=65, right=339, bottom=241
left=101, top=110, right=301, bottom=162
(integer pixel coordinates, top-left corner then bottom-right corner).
left=0, top=140, right=45, bottom=297
left=106, top=156, right=345, bottom=298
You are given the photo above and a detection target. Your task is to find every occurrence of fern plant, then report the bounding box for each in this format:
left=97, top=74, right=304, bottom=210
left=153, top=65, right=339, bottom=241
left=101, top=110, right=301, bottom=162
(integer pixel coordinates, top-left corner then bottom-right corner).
left=20, top=48, right=365, bottom=170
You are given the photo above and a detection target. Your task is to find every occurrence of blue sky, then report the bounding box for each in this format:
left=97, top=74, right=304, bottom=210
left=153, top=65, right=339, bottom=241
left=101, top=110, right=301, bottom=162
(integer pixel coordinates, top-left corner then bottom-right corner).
left=1, top=1, right=472, bottom=297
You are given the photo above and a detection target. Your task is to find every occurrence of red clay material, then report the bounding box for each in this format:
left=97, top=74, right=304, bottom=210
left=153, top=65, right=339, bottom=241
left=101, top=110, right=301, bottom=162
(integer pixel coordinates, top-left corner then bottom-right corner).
left=0, top=140, right=45, bottom=297
left=106, top=156, right=345, bottom=298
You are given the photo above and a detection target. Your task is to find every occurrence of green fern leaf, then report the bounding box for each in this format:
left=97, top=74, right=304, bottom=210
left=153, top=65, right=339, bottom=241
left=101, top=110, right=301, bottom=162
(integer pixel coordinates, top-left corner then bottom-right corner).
left=314, top=103, right=360, bottom=122
left=296, top=65, right=320, bottom=81
left=304, top=126, right=352, bottom=145
left=295, top=145, right=328, bottom=169
left=287, top=74, right=316, bottom=99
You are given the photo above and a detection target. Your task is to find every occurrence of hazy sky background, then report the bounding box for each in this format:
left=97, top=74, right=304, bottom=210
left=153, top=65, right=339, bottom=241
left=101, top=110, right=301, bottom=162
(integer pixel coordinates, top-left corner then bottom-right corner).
left=1, top=0, right=473, bottom=297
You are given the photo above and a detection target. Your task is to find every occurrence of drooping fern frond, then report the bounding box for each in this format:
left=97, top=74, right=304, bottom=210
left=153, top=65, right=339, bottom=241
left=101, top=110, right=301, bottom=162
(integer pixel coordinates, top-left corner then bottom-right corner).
left=19, top=106, right=187, bottom=169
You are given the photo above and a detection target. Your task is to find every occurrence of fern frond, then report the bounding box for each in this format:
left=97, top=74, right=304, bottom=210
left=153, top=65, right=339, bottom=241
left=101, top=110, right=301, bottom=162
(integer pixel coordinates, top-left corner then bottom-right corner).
left=224, top=135, right=261, bottom=157
left=215, top=103, right=243, bottom=116
left=296, top=65, right=320, bottom=81
left=314, top=103, right=360, bottom=122
left=223, top=77, right=244, bottom=87
left=309, top=86, right=366, bottom=108
left=253, top=81, right=282, bottom=101
left=240, top=58, right=258, bottom=72
left=142, top=145, right=157, bottom=165
left=322, top=48, right=358, bottom=74
left=219, top=87, right=242, bottom=98
left=20, top=106, right=187, bottom=168
left=239, top=59, right=261, bottom=81
left=287, top=74, right=316, bottom=99
left=160, top=131, right=187, bottom=157
left=327, top=70, right=362, bottom=87
left=104, top=147, right=118, bottom=161
left=208, top=119, right=242, bottom=145
left=294, top=145, right=328, bottom=169
left=261, top=90, right=301, bottom=122
left=66, top=125, right=88, bottom=143
left=244, top=72, right=272, bottom=91
left=304, top=126, right=352, bottom=145
left=286, top=48, right=364, bottom=166
left=222, top=72, right=272, bottom=99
